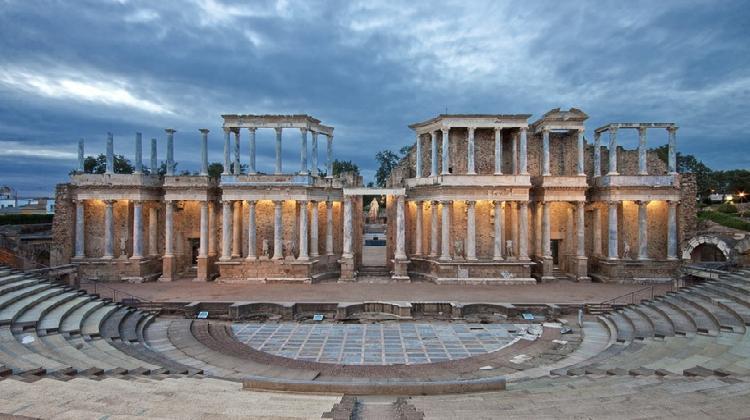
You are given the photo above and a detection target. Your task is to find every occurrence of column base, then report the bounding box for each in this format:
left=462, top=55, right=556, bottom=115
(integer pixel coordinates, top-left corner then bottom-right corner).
left=159, top=255, right=176, bottom=282
left=392, top=259, right=410, bottom=281
left=196, top=256, right=209, bottom=282
left=339, top=256, right=356, bottom=282
left=129, top=255, right=144, bottom=261
left=101, top=255, right=114, bottom=260
left=574, top=256, right=589, bottom=282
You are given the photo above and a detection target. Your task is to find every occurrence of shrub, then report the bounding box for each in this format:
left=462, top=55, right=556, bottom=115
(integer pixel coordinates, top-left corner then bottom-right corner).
left=716, top=202, right=738, bottom=214
left=698, top=210, right=750, bottom=231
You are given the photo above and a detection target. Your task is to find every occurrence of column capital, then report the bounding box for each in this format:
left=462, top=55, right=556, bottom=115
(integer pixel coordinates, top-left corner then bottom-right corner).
left=311, top=130, right=318, bottom=138
left=199, top=128, right=209, bottom=134
left=274, top=127, right=283, bottom=135
left=247, top=126, right=257, bottom=133
left=441, top=127, right=450, bottom=135
left=541, top=127, right=550, bottom=133
left=466, top=199, right=476, bottom=205
left=441, top=199, right=452, bottom=205
left=635, top=200, right=650, bottom=205
left=519, top=126, right=527, bottom=133
left=467, top=126, right=475, bottom=135
left=132, top=200, right=143, bottom=205
left=493, top=199, right=505, bottom=206
left=221, top=199, right=232, bottom=205
left=431, top=131, right=438, bottom=138
left=327, top=133, right=334, bottom=140
left=245, top=199, right=256, bottom=205
left=594, top=131, right=601, bottom=141
left=299, top=127, right=308, bottom=134
left=637, top=126, right=647, bottom=135
left=667, top=126, right=678, bottom=133
left=223, top=127, right=231, bottom=133
left=103, top=199, right=115, bottom=206
left=164, top=128, right=176, bottom=134
left=578, top=128, right=585, bottom=135
left=609, top=126, right=618, bottom=134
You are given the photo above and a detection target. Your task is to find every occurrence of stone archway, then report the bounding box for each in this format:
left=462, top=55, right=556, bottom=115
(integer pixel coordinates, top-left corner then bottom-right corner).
left=682, top=235, right=733, bottom=262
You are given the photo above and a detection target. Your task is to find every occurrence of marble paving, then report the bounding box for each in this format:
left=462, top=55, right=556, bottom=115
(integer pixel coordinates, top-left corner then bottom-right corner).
left=231, top=322, right=539, bottom=365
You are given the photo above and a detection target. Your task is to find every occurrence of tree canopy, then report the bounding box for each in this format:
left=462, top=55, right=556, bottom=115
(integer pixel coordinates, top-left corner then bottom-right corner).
left=82, top=154, right=134, bottom=174
left=332, top=159, right=360, bottom=177
left=651, top=145, right=750, bottom=196
left=374, top=149, right=402, bottom=187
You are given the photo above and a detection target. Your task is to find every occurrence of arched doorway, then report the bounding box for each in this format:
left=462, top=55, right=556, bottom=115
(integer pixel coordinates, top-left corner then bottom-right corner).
left=682, top=235, right=733, bottom=263
left=690, top=243, right=727, bottom=262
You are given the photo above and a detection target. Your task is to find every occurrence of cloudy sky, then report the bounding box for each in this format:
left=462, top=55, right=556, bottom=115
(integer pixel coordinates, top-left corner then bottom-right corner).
left=0, top=0, right=748, bottom=196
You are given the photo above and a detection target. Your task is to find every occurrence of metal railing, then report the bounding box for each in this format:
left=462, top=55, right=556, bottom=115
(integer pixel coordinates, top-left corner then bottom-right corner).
left=588, top=283, right=673, bottom=314
left=79, top=278, right=160, bottom=312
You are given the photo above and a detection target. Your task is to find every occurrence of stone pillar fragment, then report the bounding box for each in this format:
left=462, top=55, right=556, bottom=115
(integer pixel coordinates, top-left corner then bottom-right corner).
left=103, top=200, right=114, bottom=259
left=439, top=201, right=451, bottom=261
left=667, top=200, right=678, bottom=259
left=414, top=201, right=423, bottom=256
left=441, top=128, right=450, bottom=175
left=310, top=201, right=319, bottom=258
left=608, top=201, right=619, bottom=259
left=668, top=126, right=678, bottom=174
left=162, top=200, right=176, bottom=281
left=593, top=132, right=601, bottom=177
left=199, top=129, right=209, bottom=176
left=246, top=200, right=256, bottom=260
left=106, top=132, right=114, bottom=174
left=467, top=127, right=476, bottom=175
left=542, top=128, right=550, bottom=176
left=430, top=131, right=438, bottom=177
left=326, top=201, right=334, bottom=255
left=510, top=202, right=518, bottom=259
left=494, top=128, right=503, bottom=175
left=131, top=200, right=143, bottom=259
left=519, top=201, right=529, bottom=260
left=199, top=201, right=208, bottom=258
left=165, top=129, right=175, bottom=176
left=149, top=206, right=158, bottom=256
left=638, top=127, right=648, bottom=175
left=466, top=200, right=477, bottom=260
left=415, top=134, right=422, bottom=178
left=638, top=201, right=649, bottom=260
left=576, top=201, right=585, bottom=257
left=208, top=202, right=216, bottom=257
left=231, top=201, right=241, bottom=258
left=299, top=128, right=308, bottom=175
left=593, top=207, right=602, bottom=257
left=395, top=195, right=407, bottom=260
left=248, top=127, right=257, bottom=174
left=78, top=139, right=85, bottom=172
left=326, top=134, right=333, bottom=178
left=429, top=201, right=438, bottom=257
left=298, top=200, right=309, bottom=261
left=493, top=201, right=504, bottom=261
left=608, top=128, right=618, bottom=175
left=223, top=129, right=231, bottom=175
left=519, top=127, right=528, bottom=175
left=233, top=130, right=240, bottom=175
left=542, top=202, right=551, bottom=258
left=150, top=138, right=157, bottom=174
left=577, top=129, right=585, bottom=176
left=272, top=201, right=283, bottom=260
left=74, top=200, right=85, bottom=258
left=134, top=132, right=143, bottom=174
left=275, top=127, right=283, bottom=175
left=342, top=197, right=353, bottom=259
left=512, top=132, right=518, bottom=175
left=311, top=131, right=319, bottom=176
left=220, top=200, right=232, bottom=261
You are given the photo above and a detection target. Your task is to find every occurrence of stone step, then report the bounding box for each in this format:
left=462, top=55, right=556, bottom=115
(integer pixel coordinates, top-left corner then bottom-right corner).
left=682, top=291, right=746, bottom=333
left=120, top=310, right=143, bottom=343
left=632, top=304, right=675, bottom=337
left=0, top=273, right=32, bottom=288
left=38, top=295, right=94, bottom=333
left=38, top=332, right=118, bottom=371
left=621, top=307, right=654, bottom=339
left=648, top=299, right=696, bottom=335
left=0, top=283, right=55, bottom=312
left=0, top=325, right=68, bottom=374
left=691, top=286, right=750, bottom=326
left=0, top=287, right=66, bottom=326
left=81, top=304, right=121, bottom=338
left=663, top=295, right=719, bottom=335
left=606, top=311, right=634, bottom=343
left=100, top=307, right=131, bottom=340
left=0, top=278, right=40, bottom=295
left=14, top=291, right=81, bottom=328
left=60, top=300, right=105, bottom=334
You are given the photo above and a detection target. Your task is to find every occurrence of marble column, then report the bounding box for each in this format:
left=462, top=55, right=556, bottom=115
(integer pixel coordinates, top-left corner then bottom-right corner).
left=131, top=200, right=143, bottom=259
left=512, top=132, right=518, bottom=175
left=430, top=201, right=439, bottom=257
left=519, top=201, right=529, bottom=260
left=199, top=129, right=209, bottom=176
left=149, top=206, right=158, bottom=256
left=134, top=132, right=142, bottom=174
left=430, top=131, right=438, bottom=177
left=231, top=201, right=241, bottom=258
left=222, top=129, right=231, bottom=175
left=542, top=201, right=551, bottom=258
left=439, top=201, right=451, bottom=261
left=233, top=130, right=240, bottom=175
left=608, top=201, right=619, bottom=259
left=275, top=127, right=283, bottom=175
left=311, top=131, right=319, bottom=176
left=593, top=132, right=601, bottom=177
left=577, top=129, right=585, bottom=176
left=150, top=138, right=157, bottom=174
left=298, top=200, right=309, bottom=261
left=246, top=200, right=256, bottom=260
left=519, top=127, right=528, bottom=175
left=220, top=200, right=231, bottom=261
left=165, top=129, right=175, bottom=176
left=510, top=202, right=519, bottom=258
left=342, top=197, right=353, bottom=259
left=667, top=200, right=678, bottom=259
left=638, top=200, right=649, bottom=260
left=103, top=200, right=114, bottom=259
left=74, top=200, right=85, bottom=258
left=593, top=207, right=602, bottom=257
left=326, top=201, right=334, bottom=256
left=77, top=139, right=85, bottom=173
left=272, top=200, right=283, bottom=260
left=668, top=127, right=678, bottom=174
left=608, top=128, right=618, bottom=175
left=638, top=127, right=648, bottom=175
left=414, top=201, right=423, bottom=256
left=248, top=128, right=257, bottom=174
left=542, top=128, right=551, bottom=176
left=415, top=134, right=423, bottom=178
left=576, top=201, right=585, bottom=257
left=310, top=201, right=319, bottom=258
left=494, top=128, right=503, bottom=175
left=493, top=201, right=504, bottom=260
left=106, top=132, right=114, bottom=174
left=165, top=200, right=174, bottom=258
left=467, top=127, right=476, bottom=175
left=534, top=202, right=542, bottom=257
left=441, top=128, right=450, bottom=175
left=395, top=195, right=407, bottom=260
left=466, top=200, right=477, bottom=260
left=326, top=135, right=333, bottom=178
left=199, top=201, right=208, bottom=258
left=208, top=202, right=217, bottom=257
left=299, top=128, right=308, bottom=175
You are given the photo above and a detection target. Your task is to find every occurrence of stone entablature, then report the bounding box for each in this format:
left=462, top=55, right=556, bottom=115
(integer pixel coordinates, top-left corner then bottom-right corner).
left=530, top=108, right=588, bottom=132
left=408, top=114, right=531, bottom=134
left=405, top=175, right=531, bottom=188
left=221, top=114, right=334, bottom=136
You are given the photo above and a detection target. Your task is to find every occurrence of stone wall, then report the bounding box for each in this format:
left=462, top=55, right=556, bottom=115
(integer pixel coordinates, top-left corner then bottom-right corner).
left=679, top=173, right=698, bottom=244
left=51, top=183, right=74, bottom=266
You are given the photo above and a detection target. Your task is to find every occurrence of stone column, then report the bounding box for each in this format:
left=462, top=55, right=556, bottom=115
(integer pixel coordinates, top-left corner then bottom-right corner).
left=430, top=201, right=439, bottom=257
left=467, top=127, right=476, bottom=175
left=441, top=128, right=450, bottom=175
left=430, top=131, right=438, bottom=177
left=439, top=201, right=451, bottom=261
left=593, top=132, right=601, bottom=177
left=311, top=131, right=319, bottom=176
left=74, top=200, right=85, bottom=258
left=148, top=206, right=158, bottom=256
left=233, top=130, right=240, bottom=175
left=415, top=134, right=423, bottom=178
left=134, top=132, right=142, bottom=174
left=494, top=128, right=503, bottom=175
left=199, top=129, right=209, bottom=176
left=608, top=201, right=619, bottom=259
left=466, top=200, right=477, bottom=260
left=576, top=201, right=585, bottom=257
left=542, top=202, right=551, bottom=258
left=534, top=202, right=542, bottom=257
left=608, top=128, right=618, bottom=175
left=150, top=138, right=158, bottom=174
left=165, top=129, right=175, bottom=176
left=246, top=200, right=256, bottom=260
left=519, top=127, right=528, bottom=175
left=509, top=202, right=519, bottom=258
left=248, top=127, right=257, bottom=174
left=106, top=132, right=114, bottom=174
left=493, top=201, right=504, bottom=260
left=519, top=202, right=529, bottom=260
left=131, top=200, right=143, bottom=259
left=638, top=127, right=648, bottom=175
left=275, top=127, right=283, bottom=174
left=220, top=200, right=231, bottom=261
left=637, top=200, right=649, bottom=260
left=272, top=200, right=283, bottom=260
left=102, top=200, right=114, bottom=259
left=298, top=200, right=309, bottom=261
left=326, top=201, right=334, bottom=255
left=414, top=201, right=423, bottom=256
left=342, top=197, right=353, bottom=259
left=299, top=128, right=308, bottom=175
left=207, top=202, right=217, bottom=257
left=196, top=200, right=209, bottom=282
left=395, top=195, right=407, bottom=260
left=668, top=127, right=678, bottom=174
left=577, top=129, right=585, bottom=176
left=326, top=134, right=333, bottom=178
left=77, top=139, right=85, bottom=173
left=512, top=131, right=518, bottom=175
left=310, top=201, right=319, bottom=258
left=542, top=128, right=551, bottom=176
left=593, top=207, right=602, bottom=257
left=231, top=201, right=241, bottom=258
left=165, top=200, right=174, bottom=257
left=222, top=129, right=231, bottom=175
left=667, top=200, right=678, bottom=259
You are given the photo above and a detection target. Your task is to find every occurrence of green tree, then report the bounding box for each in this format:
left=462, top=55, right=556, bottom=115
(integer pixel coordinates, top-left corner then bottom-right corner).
left=332, top=159, right=360, bottom=176
left=651, top=145, right=714, bottom=195
left=83, top=154, right=135, bottom=174
left=374, top=149, right=402, bottom=187
left=207, top=162, right=224, bottom=178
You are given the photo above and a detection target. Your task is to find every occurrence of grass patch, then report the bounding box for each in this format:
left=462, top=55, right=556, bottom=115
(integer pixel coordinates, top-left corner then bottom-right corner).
left=698, top=210, right=750, bottom=231
left=0, top=214, right=54, bottom=225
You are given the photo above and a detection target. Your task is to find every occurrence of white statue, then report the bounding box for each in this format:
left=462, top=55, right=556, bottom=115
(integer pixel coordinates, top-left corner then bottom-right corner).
left=454, top=239, right=464, bottom=260
left=623, top=242, right=631, bottom=260
left=261, top=239, right=269, bottom=259
left=505, top=239, right=514, bottom=258
left=368, top=198, right=380, bottom=223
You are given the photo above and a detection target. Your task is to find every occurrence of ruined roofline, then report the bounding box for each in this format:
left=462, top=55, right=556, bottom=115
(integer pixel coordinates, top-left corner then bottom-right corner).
left=595, top=122, right=678, bottom=134
left=408, top=114, right=533, bottom=131
left=221, top=114, right=333, bottom=135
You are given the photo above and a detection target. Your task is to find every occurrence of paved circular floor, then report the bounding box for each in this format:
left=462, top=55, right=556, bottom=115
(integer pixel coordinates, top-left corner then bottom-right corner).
left=232, top=322, right=541, bottom=365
